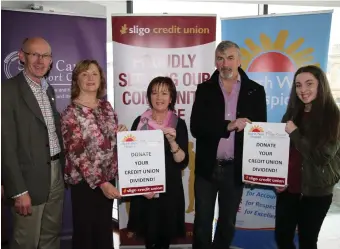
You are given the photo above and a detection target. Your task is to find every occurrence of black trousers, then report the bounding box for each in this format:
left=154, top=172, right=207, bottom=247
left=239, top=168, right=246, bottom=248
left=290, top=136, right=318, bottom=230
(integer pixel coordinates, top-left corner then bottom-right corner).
left=143, top=198, right=171, bottom=249
left=275, top=191, right=332, bottom=249
left=70, top=181, right=114, bottom=249
left=193, top=163, right=243, bottom=249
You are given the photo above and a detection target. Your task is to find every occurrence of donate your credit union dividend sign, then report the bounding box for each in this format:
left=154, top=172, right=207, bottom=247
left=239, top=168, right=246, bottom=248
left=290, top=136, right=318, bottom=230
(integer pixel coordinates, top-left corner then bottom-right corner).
left=242, top=122, right=290, bottom=187
left=117, top=130, right=166, bottom=196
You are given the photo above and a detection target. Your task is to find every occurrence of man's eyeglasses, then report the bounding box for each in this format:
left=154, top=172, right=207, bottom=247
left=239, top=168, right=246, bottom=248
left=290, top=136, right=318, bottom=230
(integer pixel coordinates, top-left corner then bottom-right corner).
left=21, top=49, right=52, bottom=60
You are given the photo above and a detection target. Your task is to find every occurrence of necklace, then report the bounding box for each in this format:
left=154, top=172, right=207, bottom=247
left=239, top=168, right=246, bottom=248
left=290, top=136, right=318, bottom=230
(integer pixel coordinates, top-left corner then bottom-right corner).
left=152, top=113, right=164, bottom=125
left=75, top=98, right=99, bottom=108
left=76, top=98, right=98, bottom=104
left=76, top=98, right=98, bottom=105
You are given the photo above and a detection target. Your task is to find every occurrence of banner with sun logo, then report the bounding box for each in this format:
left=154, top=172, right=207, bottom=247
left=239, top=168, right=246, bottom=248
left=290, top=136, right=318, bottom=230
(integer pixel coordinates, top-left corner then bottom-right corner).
left=219, top=10, right=332, bottom=249
left=221, top=10, right=332, bottom=123
left=111, top=15, right=216, bottom=246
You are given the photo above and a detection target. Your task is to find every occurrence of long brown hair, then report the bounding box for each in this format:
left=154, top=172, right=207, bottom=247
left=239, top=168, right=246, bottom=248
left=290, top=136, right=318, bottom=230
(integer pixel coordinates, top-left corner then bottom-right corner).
left=283, top=65, right=340, bottom=147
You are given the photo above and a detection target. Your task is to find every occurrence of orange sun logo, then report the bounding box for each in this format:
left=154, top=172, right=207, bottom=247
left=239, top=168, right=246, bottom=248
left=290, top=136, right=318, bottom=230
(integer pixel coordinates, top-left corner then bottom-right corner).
left=122, top=134, right=136, bottom=142
left=241, top=30, right=319, bottom=72
left=249, top=125, right=264, bottom=133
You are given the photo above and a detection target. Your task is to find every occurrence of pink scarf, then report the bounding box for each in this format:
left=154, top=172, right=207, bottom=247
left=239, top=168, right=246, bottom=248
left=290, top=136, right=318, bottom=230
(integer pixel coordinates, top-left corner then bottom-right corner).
left=136, top=109, right=178, bottom=130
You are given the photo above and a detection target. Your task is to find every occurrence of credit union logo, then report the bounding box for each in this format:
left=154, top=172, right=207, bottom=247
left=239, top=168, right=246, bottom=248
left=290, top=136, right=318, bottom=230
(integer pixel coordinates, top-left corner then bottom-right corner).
left=120, top=24, right=128, bottom=34
left=119, top=24, right=210, bottom=36
left=120, top=24, right=151, bottom=36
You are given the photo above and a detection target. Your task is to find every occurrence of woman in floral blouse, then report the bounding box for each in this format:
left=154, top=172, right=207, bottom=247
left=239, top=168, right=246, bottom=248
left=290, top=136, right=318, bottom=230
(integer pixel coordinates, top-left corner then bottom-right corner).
left=61, top=59, right=127, bottom=249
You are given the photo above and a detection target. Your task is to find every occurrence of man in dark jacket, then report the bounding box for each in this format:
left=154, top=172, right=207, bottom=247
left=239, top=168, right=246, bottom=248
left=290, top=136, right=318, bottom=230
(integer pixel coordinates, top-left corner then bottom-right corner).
left=190, top=40, right=267, bottom=249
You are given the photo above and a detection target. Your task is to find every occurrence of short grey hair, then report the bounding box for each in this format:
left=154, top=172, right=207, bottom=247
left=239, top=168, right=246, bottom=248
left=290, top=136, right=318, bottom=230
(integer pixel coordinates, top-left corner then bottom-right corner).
left=215, top=40, right=241, bottom=57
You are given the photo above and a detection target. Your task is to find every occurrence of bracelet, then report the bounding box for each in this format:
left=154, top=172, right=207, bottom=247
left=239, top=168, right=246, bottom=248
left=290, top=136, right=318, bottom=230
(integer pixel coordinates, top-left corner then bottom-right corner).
left=171, top=146, right=181, bottom=154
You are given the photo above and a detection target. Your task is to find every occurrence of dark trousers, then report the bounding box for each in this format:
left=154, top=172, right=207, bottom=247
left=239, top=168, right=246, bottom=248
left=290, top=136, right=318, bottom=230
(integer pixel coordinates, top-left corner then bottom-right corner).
left=144, top=198, right=170, bottom=249
left=275, top=191, right=332, bottom=249
left=70, top=181, right=114, bottom=249
left=193, top=163, right=243, bottom=249
left=1, top=186, right=9, bottom=245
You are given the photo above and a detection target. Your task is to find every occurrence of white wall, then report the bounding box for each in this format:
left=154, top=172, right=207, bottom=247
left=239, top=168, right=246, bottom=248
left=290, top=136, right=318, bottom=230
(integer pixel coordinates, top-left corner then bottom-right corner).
left=104, top=1, right=128, bottom=42
left=1, top=1, right=107, bottom=16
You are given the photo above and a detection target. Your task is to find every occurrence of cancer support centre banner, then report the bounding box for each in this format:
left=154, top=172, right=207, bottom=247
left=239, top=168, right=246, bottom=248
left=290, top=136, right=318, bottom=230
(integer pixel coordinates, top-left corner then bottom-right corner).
left=1, top=9, right=106, bottom=236
left=111, top=15, right=216, bottom=246
left=220, top=11, right=332, bottom=249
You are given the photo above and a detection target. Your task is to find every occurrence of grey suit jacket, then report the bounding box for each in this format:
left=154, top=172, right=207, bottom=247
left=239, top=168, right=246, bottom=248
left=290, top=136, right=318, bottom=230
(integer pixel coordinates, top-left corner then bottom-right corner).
left=1, top=72, right=65, bottom=206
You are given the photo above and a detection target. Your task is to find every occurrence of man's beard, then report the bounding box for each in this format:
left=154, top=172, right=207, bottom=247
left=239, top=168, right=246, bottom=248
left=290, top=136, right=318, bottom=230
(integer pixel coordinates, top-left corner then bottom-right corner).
left=220, top=68, right=233, bottom=79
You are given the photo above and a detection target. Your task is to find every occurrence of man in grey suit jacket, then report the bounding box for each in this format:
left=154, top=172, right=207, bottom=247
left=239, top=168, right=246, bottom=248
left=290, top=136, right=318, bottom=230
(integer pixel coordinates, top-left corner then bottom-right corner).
left=1, top=37, right=65, bottom=249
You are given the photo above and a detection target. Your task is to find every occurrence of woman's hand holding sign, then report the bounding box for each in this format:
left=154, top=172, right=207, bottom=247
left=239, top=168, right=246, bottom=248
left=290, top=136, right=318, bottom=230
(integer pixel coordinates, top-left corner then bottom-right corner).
left=275, top=186, right=288, bottom=193
left=162, top=127, right=176, bottom=143
left=143, top=192, right=156, bottom=199
left=285, top=121, right=297, bottom=134
left=117, top=124, right=128, bottom=132
left=100, top=182, right=121, bottom=199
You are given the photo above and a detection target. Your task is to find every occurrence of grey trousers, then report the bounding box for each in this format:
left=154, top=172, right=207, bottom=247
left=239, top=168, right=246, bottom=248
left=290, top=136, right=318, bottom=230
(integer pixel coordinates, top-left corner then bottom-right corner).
left=10, top=159, right=64, bottom=249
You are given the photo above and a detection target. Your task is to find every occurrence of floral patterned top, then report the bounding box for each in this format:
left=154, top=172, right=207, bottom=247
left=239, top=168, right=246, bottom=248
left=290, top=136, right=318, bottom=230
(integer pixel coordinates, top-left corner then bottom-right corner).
left=61, top=100, right=118, bottom=189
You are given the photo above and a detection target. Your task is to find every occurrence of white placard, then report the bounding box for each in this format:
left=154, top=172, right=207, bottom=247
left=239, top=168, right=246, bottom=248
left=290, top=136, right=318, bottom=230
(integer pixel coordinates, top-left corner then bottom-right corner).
left=242, top=122, right=290, bottom=187
left=117, top=130, right=166, bottom=196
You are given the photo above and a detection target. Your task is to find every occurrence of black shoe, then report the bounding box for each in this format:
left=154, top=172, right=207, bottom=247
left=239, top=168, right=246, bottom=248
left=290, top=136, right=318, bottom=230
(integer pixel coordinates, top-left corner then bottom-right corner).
left=145, top=243, right=161, bottom=249
left=1, top=241, right=9, bottom=245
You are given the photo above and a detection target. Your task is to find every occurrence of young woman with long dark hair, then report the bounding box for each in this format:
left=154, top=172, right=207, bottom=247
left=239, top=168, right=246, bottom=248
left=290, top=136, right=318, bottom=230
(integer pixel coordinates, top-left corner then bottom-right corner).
left=275, top=65, right=340, bottom=249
